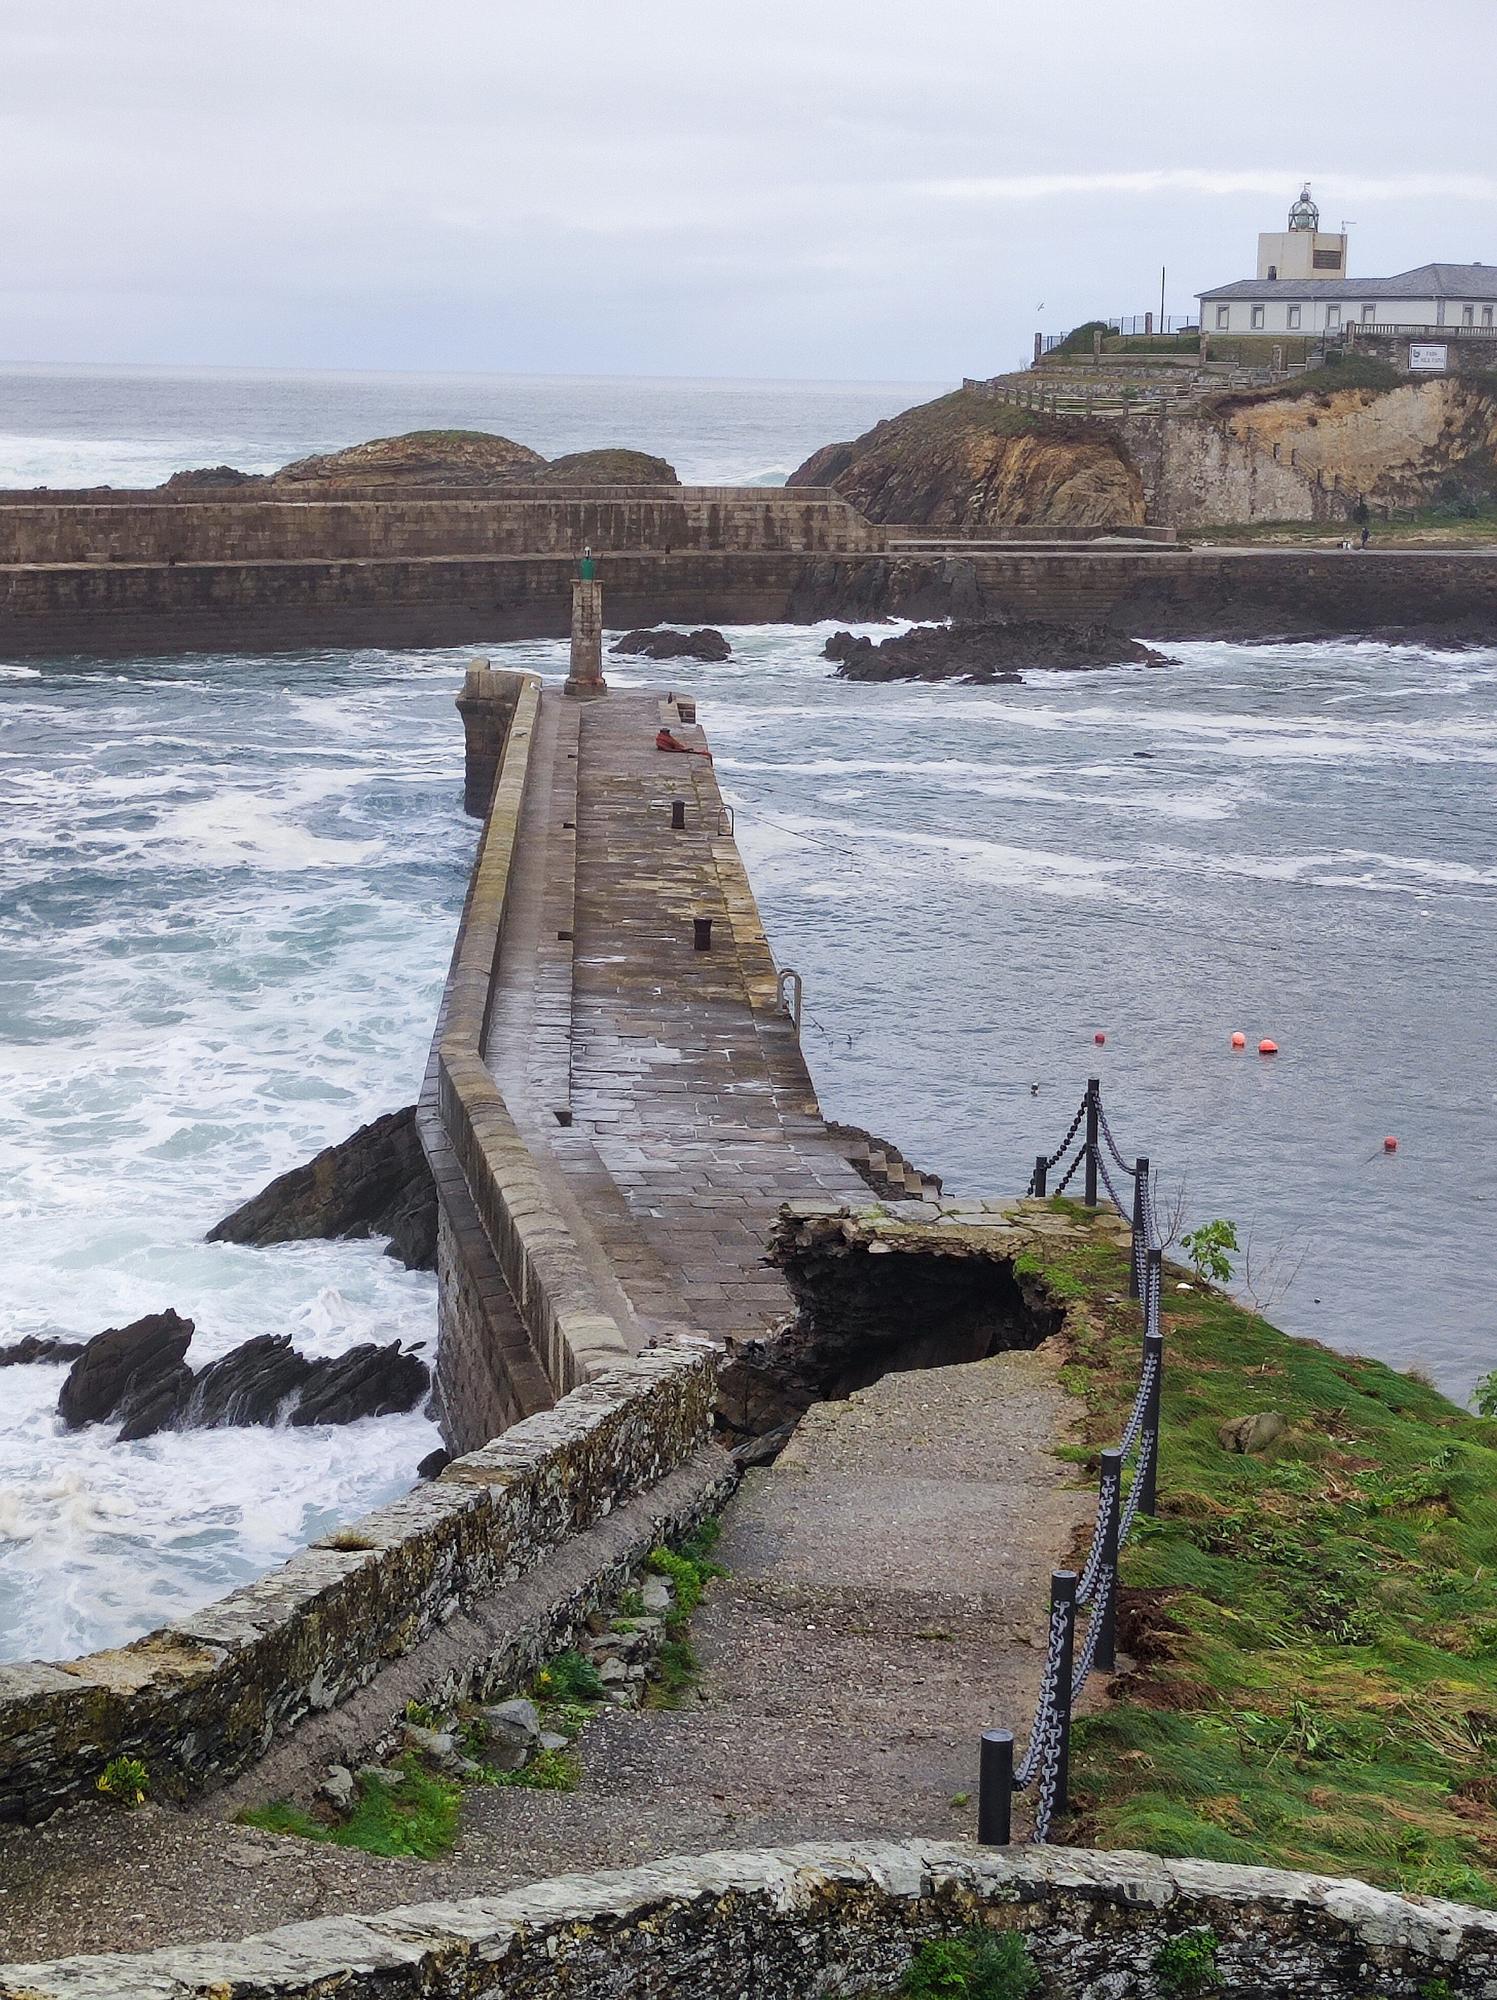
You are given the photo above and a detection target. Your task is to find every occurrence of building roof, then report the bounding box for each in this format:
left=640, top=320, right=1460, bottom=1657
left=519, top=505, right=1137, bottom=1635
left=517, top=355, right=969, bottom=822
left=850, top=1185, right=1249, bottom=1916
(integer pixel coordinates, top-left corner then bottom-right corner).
left=1199, top=262, right=1497, bottom=302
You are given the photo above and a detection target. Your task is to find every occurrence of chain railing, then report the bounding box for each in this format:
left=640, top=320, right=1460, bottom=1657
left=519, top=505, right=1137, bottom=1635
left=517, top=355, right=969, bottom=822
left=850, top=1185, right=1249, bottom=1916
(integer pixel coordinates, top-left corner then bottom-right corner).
left=980, top=1077, right=1163, bottom=1846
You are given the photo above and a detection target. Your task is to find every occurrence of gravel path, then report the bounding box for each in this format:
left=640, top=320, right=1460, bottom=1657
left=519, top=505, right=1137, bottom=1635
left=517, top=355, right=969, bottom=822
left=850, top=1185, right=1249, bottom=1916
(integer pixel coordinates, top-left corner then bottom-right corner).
left=0, top=1342, right=1091, bottom=1962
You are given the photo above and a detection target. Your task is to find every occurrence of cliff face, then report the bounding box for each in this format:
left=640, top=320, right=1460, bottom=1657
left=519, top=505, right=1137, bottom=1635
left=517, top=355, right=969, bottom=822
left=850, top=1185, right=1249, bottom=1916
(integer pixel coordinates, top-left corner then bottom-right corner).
left=787, top=390, right=1145, bottom=531
left=1129, top=375, right=1497, bottom=527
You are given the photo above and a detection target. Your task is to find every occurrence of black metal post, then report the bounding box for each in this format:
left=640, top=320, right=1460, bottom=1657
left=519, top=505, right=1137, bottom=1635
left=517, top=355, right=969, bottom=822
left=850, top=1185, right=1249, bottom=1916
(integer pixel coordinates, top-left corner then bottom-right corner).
left=1138, top=1318, right=1164, bottom=1518
left=977, top=1729, right=1014, bottom=1846
left=693, top=916, right=713, bottom=952
left=1051, top=1571, right=1078, bottom=1820
left=670, top=798, right=686, bottom=831
left=1128, top=1155, right=1149, bottom=1299
left=1033, top=1154, right=1049, bottom=1198
left=1096, top=1450, right=1122, bottom=1673
left=1084, top=1078, right=1100, bottom=1207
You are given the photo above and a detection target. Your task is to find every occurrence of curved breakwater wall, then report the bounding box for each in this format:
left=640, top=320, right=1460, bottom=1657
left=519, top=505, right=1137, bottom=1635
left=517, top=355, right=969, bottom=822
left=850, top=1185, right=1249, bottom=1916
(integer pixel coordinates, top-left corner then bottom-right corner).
left=2, top=545, right=1495, bottom=656
left=4, top=1841, right=1494, bottom=1998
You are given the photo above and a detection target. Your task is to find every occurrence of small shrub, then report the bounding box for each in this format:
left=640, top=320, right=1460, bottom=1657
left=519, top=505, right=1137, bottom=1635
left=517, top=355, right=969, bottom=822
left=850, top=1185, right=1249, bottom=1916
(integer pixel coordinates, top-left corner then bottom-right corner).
left=899, top=1929, right=1040, bottom=1999
left=97, top=1755, right=150, bottom=1808
left=1180, top=1220, right=1239, bottom=1286
left=1473, top=1370, right=1497, bottom=1419
left=1153, top=1927, right=1222, bottom=1997
left=240, top=1756, right=462, bottom=1860
left=534, top=1650, right=606, bottom=1704
left=646, top=1636, right=701, bottom=1708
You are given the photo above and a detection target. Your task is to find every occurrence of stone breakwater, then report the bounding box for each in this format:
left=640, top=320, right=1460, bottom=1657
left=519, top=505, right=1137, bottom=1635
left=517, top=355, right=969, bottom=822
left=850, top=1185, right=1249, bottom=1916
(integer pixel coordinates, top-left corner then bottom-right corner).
left=3, top=1841, right=1494, bottom=1997
left=0, top=1341, right=720, bottom=1824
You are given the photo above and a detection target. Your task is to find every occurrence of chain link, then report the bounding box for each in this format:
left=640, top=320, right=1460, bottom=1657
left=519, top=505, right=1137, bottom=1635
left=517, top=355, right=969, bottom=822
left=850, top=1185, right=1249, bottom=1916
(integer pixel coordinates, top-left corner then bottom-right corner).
left=1071, top=1570, right=1112, bottom=1701
left=1013, top=1597, right=1070, bottom=1789
left=1052, top=1143, right=1088, bottom=1196
left=1095, top=1100, right=1137, bottom=1177
left=1029, top=1095, right=1090, bottom=1190
left=1075, top=1464, right=1120, bottom=1606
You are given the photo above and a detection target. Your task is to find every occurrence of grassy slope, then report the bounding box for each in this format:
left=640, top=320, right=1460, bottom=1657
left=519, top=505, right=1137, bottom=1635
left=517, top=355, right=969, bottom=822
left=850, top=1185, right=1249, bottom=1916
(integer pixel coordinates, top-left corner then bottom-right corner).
left=1027, top=1205, right=1497, bottom=1905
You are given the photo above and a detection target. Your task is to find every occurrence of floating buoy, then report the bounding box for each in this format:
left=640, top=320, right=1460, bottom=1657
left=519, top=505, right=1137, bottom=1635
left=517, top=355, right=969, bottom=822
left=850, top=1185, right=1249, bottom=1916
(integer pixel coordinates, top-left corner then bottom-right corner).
left=1383, top=1135, right=1398, bottom=1152
left=1093, top=1032, right=1106, bottom=1045
left=1258, top=1039, right=1279, bottom=1055
left=1230, top=1031, right=1247, bottom=1049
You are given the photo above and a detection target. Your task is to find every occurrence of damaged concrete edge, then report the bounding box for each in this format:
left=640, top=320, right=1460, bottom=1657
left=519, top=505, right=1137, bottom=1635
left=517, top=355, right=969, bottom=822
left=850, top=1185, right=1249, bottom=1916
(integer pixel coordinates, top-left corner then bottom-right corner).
left=0, top=1343, right=721, bottom=1824
left=4, top=1840, right=1496, bottom=1998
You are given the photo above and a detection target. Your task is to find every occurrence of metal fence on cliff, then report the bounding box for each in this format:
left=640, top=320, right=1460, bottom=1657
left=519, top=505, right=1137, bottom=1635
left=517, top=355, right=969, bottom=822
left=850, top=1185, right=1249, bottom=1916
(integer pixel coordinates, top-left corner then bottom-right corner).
left=978, top=1077, right=1164, bottom=1846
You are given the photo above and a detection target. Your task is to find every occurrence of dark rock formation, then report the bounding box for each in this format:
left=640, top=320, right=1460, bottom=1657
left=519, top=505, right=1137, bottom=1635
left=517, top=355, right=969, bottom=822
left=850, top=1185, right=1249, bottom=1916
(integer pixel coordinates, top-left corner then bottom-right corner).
left=610, top=627, right=731, bottom=662
left=536, top=449, right=678, bottom=484
left=826, top=620, right=1172, bottom=683
left=115, top=1364, right=195, bottom=1442
left=159, top=465, right=263, bottom=490
left=290, top=1342, right=430, bottom=1427
left=0, top=1335, right=88, bottom=1367
left=207, top=1106, right=436, bottom=1272
left=416, top=1447, right=453, bottom=1480
left=185, top=1335, right=314, bottom=1428
left=57, top=1315, right=427, bottom=1437
left=58, top=1311, right=195, bottom=1430
left=273, top=431, right=547, bottom=487
left=787, top=388, right=1145, bottom=531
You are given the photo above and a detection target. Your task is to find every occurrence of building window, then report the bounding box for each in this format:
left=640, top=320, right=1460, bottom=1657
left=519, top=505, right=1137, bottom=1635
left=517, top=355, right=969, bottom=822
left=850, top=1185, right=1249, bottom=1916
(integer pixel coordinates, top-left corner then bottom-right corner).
left=1215, top=305, right=1229, bottom=329
left=1266, top=265, right=1277, bottom=281
left=1251, top=305, right=1265, bottom=329
left=1484, top=306, right=1494, bottom=327
left=1287, top=306, right=1302, bottom=329
left=1361, top=303, right=1376, bottom=324
left=1463, top=305, right=1475, bottom=326
left=1327, top=306, right=1341, bottom=328
left=1313, top=247, right=1343, bottom=270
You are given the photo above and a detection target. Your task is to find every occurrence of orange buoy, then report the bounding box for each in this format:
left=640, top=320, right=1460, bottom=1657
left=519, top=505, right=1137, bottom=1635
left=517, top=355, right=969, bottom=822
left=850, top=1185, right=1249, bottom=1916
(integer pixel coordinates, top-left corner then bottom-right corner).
left=1384, top=1135, right=1398, bottom=1152
left=1258, top=1039, right=1278, bottom=1055
left=1094, top=1031, right=1106, bottom=1045
left=1230, top=1032, right=1247, bottom=1049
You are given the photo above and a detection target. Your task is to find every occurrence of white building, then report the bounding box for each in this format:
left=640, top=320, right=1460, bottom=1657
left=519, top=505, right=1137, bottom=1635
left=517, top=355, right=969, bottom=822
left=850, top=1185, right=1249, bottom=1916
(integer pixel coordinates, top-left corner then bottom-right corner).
left=1198, top=186, right=1497, bottom=338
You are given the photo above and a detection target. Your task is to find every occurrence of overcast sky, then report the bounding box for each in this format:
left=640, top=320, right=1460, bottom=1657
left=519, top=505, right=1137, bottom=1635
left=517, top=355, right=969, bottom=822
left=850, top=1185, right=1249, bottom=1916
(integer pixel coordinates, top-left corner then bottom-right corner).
left=4, top=0, right=1496, bottom=382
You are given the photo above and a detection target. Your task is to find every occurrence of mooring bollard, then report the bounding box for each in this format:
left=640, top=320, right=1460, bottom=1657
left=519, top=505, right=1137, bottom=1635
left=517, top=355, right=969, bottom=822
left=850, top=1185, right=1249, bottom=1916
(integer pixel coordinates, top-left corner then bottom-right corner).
left=670, top=798, right=686, bottom=831
left=1129, top=1154, right=1149, bottom=1298
left=1084, top=1076, right=1100, bottom=1207
left=977, top=1730, right=1014, bottom=1846
left=693, top=916, right=713, bottom=952
left=1096, top=1449, right=1122, bottom=1673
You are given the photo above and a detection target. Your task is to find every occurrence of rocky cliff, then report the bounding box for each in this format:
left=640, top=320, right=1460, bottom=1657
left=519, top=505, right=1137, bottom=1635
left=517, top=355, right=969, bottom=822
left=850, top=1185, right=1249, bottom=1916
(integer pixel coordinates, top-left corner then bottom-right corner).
left=1125, top=368, right=1497, bottom=528
left=787, top=389, right=1146, bottom=531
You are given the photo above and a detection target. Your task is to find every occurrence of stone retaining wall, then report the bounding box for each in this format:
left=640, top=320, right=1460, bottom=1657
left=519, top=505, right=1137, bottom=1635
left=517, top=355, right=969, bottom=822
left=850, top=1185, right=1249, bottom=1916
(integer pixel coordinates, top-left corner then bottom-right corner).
left=3, top=547, right=1494, bottom=656
left=0, top=491, right=883, bottom=564
left=4, top=1840, right=1492, bottom=1997
left=0, top=1342, right=715, bottom=1823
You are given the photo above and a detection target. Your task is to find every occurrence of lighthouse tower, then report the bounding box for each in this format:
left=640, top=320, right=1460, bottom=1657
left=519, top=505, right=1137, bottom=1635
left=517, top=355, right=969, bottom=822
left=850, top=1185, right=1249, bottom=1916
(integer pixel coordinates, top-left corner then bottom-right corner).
left=1256, top=183, right=1347, bottom=282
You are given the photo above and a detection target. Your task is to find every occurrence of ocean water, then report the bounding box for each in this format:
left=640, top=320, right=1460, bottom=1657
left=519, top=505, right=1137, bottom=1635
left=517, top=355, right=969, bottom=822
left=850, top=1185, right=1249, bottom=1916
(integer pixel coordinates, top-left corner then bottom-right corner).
left=4, top=626, right=1495, bottom=1662
left=0, top=365, right=945, bottom=492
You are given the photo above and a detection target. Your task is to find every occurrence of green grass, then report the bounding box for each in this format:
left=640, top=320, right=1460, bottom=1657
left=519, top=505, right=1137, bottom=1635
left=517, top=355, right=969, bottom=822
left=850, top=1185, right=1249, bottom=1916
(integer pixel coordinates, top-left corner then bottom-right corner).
left=1023, top=1210, right=1497, bottom=1904
left=239, top=1755, right=462, bottom=1860
left=477, top=1745, right=580, bottom=1791
left=1207, top=351, right=1402, bottom=416
left=532, top=1649, right=607, bottom=1705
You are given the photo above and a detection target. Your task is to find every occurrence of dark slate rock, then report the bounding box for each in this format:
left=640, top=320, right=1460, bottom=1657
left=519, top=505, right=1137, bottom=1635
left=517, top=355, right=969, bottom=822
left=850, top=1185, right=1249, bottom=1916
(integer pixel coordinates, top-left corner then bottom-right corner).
left=115, top=1363, right=196, bottom=1442
left=57, top=1311, right=195, bottom=1429
left=0, top=1335, right=88, bottom=1367
left=185, top=1335, right=315, bottom=1428
left=610, top=627, right=732, bottom=662
left=416, top=1447, right=453, bottom=1480
left=289, top=1342, right=430, bottom=1427
left=825, top=619, right=1173, bottom=683
left=206, top=1105, right=436, bottom=1272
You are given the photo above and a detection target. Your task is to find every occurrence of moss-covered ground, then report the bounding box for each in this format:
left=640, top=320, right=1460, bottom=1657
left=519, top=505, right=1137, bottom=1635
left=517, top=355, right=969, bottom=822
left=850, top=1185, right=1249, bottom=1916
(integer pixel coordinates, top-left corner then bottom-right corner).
left=1026, top=1201, right=1497, bottom=1905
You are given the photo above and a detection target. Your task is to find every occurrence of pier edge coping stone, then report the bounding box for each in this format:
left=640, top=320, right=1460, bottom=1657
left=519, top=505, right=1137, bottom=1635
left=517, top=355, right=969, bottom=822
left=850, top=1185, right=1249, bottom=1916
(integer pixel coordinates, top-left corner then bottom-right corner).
left=2, top=1839, right=1494, bottom=1997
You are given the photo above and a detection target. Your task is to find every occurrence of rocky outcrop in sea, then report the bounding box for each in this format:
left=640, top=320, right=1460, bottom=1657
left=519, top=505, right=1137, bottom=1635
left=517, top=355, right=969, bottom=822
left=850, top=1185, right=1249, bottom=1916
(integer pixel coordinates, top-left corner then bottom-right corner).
left=825, top=621, right=1172, bottom=683
left=611, top=627, right=731, bottom=662
left=56, top=1313, right=429, bottom=1440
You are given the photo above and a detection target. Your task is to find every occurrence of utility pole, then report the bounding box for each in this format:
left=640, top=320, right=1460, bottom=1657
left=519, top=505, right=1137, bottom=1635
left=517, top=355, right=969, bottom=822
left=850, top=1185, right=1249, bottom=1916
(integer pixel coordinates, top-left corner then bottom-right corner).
left=1160, top=265, right=1167, bottom=334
